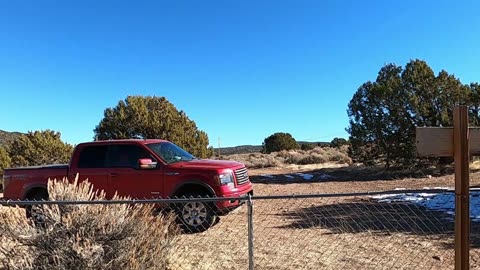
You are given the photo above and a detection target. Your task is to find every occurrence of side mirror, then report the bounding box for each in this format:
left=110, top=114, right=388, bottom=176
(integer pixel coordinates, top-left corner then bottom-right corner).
left=138, top=158, right=158, bottom=169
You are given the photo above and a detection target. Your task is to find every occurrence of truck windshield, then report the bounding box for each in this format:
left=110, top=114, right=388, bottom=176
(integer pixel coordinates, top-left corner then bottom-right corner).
left=146, top=142, right=196, bottom=164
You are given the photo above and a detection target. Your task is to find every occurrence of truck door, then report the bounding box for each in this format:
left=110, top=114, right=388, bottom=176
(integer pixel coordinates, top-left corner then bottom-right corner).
left=105, top=144, right=165, bottom=199
left=71, top=145, right=110, bottom=197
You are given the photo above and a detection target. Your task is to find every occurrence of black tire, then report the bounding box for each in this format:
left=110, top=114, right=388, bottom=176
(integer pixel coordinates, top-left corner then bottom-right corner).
left=25, top=190, right=48, bottom=225
left=174, top=192, right=217, bottom=233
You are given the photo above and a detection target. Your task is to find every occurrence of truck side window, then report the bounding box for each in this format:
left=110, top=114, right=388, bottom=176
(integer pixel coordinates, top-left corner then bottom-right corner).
left=106, top=145, right=156, bottom=169
left=78, top=146, right=108, bottom=168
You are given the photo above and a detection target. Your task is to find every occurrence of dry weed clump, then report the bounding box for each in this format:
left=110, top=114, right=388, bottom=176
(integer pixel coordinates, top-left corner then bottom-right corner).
left=297, top=153, right=328, bottom=165
left=220, top=146, right=352, bottom=168
left=0, top=175, right=179, bottom=270
left=220, top=153, right=283, bottom=168
left=275, top=150, right=303, bottom=164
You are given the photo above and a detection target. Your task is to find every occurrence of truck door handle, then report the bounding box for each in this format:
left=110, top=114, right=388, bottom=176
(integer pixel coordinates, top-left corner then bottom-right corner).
left=110, top=173, right=118, bottom=179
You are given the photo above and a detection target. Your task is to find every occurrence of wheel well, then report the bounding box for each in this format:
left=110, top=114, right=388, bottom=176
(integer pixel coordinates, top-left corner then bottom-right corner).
left=24, top=187, right=48, bottom=200
left=172, top=183, right=214, bottom=198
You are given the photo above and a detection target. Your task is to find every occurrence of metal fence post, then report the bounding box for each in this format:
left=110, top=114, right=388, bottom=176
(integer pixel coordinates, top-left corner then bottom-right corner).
left=247, top=194, right=254, bottom=270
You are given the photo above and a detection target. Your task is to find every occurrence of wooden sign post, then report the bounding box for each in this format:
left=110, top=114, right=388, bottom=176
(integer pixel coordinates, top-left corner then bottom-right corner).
left=416, top=105, right=470, bottom=270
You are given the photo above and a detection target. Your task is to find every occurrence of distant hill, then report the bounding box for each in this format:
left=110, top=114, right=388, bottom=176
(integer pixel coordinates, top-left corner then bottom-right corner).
left=0, top=130, right=23, bottom=146
left=215, top=141, right=330, bottom=155
left=215, top=145, right=263, bottom=155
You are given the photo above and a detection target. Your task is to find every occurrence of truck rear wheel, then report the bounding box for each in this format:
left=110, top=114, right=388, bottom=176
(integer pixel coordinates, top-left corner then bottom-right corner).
left=174, top=192, right=217, bottom=233
left=25, top=189, right=48, bottom=225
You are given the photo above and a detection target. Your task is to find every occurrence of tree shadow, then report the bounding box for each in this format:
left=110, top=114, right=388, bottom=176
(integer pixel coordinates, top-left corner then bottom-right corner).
left=250, top=165, right=455, bottom=184
left=276, top=198, right=480, bottom=248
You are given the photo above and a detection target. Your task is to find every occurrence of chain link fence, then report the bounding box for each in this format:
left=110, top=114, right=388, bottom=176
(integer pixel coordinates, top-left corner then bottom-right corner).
left=1, top=189, right=480, bottom=269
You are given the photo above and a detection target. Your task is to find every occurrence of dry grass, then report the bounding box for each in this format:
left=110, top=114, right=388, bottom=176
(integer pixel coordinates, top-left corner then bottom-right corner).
left=169, top=169, right=480, bottom=270
left=471, top=160, right=480, bottom=171
left=0, top=174, right=179, bottom=270
left=169, top=197, right=460, bottom=270
left=219, top=146, right=352, bottom=169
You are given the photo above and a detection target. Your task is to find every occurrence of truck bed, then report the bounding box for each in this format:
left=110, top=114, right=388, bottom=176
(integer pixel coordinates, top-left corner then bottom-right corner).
left=3, top=164, right=70, bottom=200
left=5, top=164, right=69, bottom=170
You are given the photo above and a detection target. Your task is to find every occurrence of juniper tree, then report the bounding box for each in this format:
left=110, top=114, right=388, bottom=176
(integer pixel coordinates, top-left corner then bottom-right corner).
left=94, top=95, right=214, bottom=158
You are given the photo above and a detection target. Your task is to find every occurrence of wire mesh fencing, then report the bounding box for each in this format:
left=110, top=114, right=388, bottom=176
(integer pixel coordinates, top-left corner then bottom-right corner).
left=169, top=190, right=458, bottom=270
left=249, top=192, right=456, bottom=270
left=1, top=189, right=480, bottom=269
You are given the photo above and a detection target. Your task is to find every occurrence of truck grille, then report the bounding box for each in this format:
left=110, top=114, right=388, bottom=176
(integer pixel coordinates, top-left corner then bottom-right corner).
left=234, top=167, right=249, bottom=185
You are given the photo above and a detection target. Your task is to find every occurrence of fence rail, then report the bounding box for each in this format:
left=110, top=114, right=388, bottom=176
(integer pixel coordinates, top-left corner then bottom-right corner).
left=1, top=189, right=479, bottom=269
left=0, top=188, right=464, bottom=206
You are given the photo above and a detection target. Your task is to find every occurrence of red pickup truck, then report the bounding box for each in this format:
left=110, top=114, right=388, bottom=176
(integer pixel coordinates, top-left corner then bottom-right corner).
left=2, top=139, right=253, bottom=232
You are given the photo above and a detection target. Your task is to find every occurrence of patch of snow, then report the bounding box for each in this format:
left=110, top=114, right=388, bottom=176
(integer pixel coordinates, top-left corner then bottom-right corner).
left=294, top=173, right=314, bottom=180
left=427, top=187, right=453, bottom=190
left=371, top=190, right=480, bottom=222
left=284, top=175, right=295, bottom=179
left=371, top=194, right=399, bottom=200
left=318, top=173, right=334, bottom=180
left=417, top=193, right=437, bottom=197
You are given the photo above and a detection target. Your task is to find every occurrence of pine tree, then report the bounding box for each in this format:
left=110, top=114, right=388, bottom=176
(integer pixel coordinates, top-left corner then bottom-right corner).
left=0, top=145, right=11, bottom=174
left=8, top=130, right=73, bottom=167
left=94, top=95, right=214, bottom=158
left=262, top=132, right=298, bottom=153
left=347, top=59, right=471, bottom=167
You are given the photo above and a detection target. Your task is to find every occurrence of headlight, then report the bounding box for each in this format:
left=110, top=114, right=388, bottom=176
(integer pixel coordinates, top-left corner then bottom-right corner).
left=216, top=172, right=234, bottom=186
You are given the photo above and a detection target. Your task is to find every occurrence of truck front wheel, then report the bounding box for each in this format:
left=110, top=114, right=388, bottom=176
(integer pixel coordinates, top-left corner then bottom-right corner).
left=175, top=192, right=217, bottom=233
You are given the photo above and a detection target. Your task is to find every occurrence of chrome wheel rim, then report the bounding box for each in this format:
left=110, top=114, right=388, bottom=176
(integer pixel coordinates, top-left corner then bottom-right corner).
left=182, top=202, right=207, bottom=226
left=30, top=205, right=46, bottom=225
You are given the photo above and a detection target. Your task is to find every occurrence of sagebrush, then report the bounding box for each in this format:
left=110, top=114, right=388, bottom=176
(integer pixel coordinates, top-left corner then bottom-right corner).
left=219, top=146, right=351, bottom=169
left=0, top=175, right=179, bottom=270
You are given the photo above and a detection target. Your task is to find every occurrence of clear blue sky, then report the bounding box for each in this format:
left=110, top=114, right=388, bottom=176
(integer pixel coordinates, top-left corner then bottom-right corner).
left=1, top=0, right=480, bottom=147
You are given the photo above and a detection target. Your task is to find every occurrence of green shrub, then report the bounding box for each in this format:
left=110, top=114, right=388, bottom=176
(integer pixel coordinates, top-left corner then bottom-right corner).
left=330, top=137, right=349, bottom=148
left=300, top=143, right=315, bottom=151
left=262, top=132, right=299, bottom=154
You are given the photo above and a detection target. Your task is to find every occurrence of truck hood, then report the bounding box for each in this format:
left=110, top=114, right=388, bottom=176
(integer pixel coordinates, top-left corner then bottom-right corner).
left=168, top=159, right=245, bottom=170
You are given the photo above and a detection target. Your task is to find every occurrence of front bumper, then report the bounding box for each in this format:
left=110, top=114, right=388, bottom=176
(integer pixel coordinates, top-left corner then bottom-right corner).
left=215, top=182, right=253, bottom=211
